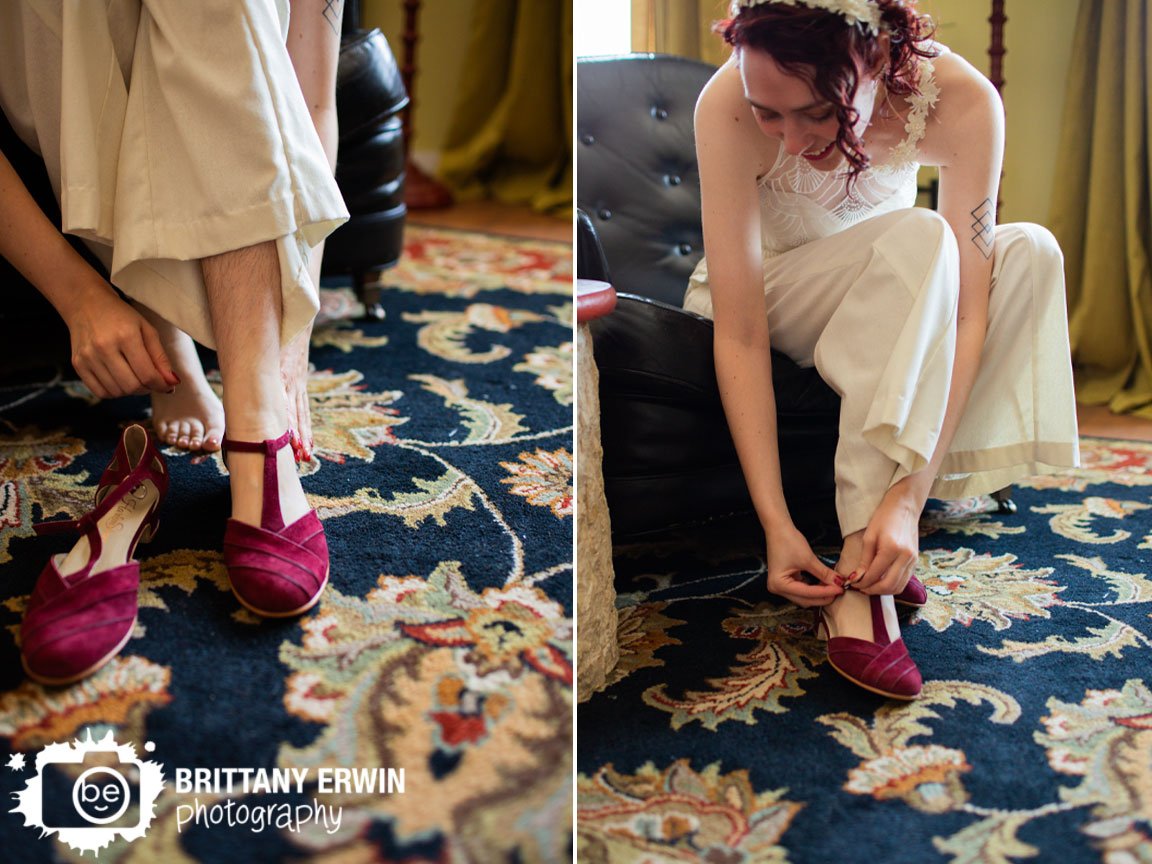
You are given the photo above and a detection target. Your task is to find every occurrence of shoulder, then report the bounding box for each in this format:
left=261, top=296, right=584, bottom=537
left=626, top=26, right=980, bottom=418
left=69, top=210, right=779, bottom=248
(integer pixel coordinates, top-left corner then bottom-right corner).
left=916, top=48, right=1004, bottom=168
left=695, top=57, right=777, bottom=180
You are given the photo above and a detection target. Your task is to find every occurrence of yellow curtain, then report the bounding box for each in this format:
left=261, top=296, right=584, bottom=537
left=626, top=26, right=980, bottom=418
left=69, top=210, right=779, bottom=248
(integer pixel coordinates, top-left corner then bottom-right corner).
left=631, top=0, right=731, bottom=65
left=1050, top=0, right=1152, bottom=416
left=438, top=0, right=571, bottom=217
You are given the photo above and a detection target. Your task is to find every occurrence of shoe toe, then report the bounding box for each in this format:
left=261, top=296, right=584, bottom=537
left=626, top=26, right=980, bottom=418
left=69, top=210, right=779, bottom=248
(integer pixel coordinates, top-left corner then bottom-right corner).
left=21, top=565, right=139, bottom=684
left=224, top=513, right=328, bottom=617
left=827, top=636, right=922, bottom=700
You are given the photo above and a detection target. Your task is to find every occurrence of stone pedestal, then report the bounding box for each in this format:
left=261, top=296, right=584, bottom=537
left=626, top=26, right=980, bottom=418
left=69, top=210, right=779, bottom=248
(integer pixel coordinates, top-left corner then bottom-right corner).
left=576, top=282, right=618, bottom=702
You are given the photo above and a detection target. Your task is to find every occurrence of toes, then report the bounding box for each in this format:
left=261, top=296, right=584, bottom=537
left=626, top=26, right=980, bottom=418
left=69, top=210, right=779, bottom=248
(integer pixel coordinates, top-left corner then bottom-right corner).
left=203, top=420, right=225, bottom=452
left=187, top=420, right=206, bottom=451
left=176, top=420, right=193, bottom=449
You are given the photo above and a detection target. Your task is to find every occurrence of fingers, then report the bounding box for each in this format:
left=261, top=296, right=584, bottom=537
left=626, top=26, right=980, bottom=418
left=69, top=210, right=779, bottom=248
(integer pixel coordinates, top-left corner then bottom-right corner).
left=72, top=320, right=178, bottom=397
left=775, top=580, right=844, bottom=608
left=862, top=557, right=918, bottom=597
left=768, top=569, right=845, bottom=607
left=804, top=555, right=841, bottom=587
left=858, top=545, right=916, bottom=594
left=74, top=353, right=145, bottom=398
left=132, top=323, right=180, bottom=392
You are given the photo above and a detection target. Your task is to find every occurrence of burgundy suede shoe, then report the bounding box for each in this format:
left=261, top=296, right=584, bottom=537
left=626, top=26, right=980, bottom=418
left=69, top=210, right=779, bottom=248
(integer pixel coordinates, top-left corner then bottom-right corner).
left=818, top=594, right=922, bottom=700
left=222, top=431, right=328, bottom=617
left=21, top=425, right=167, bottom=685
left=895, top=575, right=928, bottom=608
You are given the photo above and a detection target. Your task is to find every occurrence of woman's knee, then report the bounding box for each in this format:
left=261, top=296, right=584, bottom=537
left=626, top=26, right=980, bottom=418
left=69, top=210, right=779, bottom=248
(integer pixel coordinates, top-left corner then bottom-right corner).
left=881, top=208, right=960, bottom=301
left=994, top=222, right=1065, bottom=302
left=996, top=223, right=1063, bottom=273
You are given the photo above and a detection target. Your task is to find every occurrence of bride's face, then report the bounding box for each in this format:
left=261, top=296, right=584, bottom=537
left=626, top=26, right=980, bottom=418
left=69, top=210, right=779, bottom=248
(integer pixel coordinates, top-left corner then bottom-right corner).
left=739, top=47, right=879, bottom=168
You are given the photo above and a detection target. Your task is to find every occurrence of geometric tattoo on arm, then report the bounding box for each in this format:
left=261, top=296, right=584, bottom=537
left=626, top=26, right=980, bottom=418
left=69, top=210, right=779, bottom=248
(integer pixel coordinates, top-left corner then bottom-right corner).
left=969, top=198, right=995, bottom=260
left=323, top=0, right=343, bottom=36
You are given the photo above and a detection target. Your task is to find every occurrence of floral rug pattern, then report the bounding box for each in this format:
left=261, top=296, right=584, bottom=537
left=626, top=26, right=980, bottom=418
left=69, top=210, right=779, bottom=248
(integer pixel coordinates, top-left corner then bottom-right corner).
left=578, top=438, right=1152, bottom=864
left=0, top=226, right=573, bottom=863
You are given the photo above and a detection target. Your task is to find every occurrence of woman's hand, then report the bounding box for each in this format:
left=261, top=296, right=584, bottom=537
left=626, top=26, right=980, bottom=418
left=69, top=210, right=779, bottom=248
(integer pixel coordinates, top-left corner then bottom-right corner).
left=765, top=523, right=844, bottom=607
left=854, top=485, right=922, bottom=595
left=62, top=280, right=179, bottom=399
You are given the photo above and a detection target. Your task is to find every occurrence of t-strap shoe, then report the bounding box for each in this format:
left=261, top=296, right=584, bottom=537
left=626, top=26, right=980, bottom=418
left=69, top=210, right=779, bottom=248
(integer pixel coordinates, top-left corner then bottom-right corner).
left=817, top=594, right=922, bottom=700
left=21, top=425, right=168, bottom=685
left=221, top=431, right=328, bottom=617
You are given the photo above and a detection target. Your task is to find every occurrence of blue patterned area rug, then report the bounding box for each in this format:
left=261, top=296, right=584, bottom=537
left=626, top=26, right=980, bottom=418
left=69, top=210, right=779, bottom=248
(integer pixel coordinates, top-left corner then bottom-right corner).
left=0, top=226, right=573, bottom=862
left=578, top=438, right=1152, bottom=864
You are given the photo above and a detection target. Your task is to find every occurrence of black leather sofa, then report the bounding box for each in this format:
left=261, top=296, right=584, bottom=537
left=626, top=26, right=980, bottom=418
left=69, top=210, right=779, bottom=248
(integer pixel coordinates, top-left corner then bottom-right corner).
left=576, top=54, right=841, bottom=541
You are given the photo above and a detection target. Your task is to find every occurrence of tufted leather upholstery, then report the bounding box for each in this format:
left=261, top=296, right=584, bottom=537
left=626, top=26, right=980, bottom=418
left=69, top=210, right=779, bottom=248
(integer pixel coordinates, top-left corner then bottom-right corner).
left=577, top=55, right=710, bottom=308
left=320, top=26, right=408, bottom=317
left=577, top=54, right=840, bottom=540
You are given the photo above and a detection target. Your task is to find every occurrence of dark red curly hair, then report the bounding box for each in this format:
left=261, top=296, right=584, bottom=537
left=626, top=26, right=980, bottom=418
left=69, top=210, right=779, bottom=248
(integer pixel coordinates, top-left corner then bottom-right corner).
left=717, top=1, right=938, bottom=178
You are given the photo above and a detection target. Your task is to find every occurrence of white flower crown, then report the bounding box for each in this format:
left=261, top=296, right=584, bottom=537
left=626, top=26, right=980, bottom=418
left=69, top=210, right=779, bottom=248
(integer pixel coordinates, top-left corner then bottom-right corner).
left=736, top=0, right=884, bottom=36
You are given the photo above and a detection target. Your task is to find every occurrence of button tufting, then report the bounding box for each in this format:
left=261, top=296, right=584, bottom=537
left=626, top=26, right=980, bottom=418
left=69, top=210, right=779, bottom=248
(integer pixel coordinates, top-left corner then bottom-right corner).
left=651, top=106, right=668, bottom=120
left=677, top=242, right=692, bottom=255
left=598, top=208, right=613, bottom=220
left=580, top=133, right=595, bottom=145
left=665, top=174, right=682, bottom=187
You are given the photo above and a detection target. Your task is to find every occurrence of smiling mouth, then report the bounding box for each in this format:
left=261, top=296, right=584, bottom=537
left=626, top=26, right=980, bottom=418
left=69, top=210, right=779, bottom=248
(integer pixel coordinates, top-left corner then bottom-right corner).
left=802, top=140, right=837, bottom=161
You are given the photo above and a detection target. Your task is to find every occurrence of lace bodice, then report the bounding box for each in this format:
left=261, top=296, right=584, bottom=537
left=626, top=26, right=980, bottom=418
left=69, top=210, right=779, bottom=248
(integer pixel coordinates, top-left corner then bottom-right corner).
left=757, top=55, right=941, bottom=256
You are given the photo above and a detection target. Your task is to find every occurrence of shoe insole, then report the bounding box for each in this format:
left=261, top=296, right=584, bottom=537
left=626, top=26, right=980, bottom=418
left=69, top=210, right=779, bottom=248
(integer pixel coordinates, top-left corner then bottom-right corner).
left=57, top=479, right=161, bottom=578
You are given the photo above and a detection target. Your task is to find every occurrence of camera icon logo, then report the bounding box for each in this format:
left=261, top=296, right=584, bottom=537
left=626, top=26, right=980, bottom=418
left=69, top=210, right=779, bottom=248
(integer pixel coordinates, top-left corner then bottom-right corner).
left=11, top=729, right=164, bottom=856
left=71, top=764, right=134, bottom=827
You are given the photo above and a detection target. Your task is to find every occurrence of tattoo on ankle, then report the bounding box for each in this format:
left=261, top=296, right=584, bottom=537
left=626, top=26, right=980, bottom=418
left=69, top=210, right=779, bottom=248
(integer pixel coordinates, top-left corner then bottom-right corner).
left=969, top=198, right=995, bottom=260
left=323, top=0, right=342, bottom=36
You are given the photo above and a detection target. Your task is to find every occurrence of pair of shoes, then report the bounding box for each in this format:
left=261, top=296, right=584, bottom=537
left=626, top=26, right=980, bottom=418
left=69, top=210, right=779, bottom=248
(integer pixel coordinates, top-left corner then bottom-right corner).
left=20, top=426, right=168, bottom=686
left=222, top=430, right=328, bottom=617
left=21, top=426, right=330, bottom=686
left=817, top=594, right=922, bottom=700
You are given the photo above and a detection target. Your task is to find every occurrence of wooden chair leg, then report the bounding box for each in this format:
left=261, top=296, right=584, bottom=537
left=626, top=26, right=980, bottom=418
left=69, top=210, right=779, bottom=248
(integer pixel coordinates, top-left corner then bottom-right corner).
left=354, top=270, right=386, bottom=321
left=991, top=486, right=1017, bottom=514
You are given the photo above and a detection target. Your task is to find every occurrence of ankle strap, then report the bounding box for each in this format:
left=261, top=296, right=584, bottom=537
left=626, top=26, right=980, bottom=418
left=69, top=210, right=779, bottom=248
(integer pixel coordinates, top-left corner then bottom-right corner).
left=222, top=430, right=293, bottom=455
left=221, top=429, right=293, bottom=532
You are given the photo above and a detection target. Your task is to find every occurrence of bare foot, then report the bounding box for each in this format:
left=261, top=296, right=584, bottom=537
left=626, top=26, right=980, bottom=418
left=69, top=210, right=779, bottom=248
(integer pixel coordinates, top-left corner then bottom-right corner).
left=152, top=379, right=225, bottom=452
left=281, top=324, right=314, bottom=461
left=139, top=312, right=225, bottom=451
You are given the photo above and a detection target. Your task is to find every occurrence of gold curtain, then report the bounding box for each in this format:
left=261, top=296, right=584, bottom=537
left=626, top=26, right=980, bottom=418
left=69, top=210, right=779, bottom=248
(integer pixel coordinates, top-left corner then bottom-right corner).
left=1050, top=0, right=1152, bottom=416
left=438, top=0, right=572, bottom=216
left=631, top=0, right=731, bottom=65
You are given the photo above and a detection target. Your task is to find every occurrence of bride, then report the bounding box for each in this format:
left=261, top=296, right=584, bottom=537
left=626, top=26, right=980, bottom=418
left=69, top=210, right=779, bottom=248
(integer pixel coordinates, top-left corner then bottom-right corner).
left=683, top=0, right=1079, bottom=698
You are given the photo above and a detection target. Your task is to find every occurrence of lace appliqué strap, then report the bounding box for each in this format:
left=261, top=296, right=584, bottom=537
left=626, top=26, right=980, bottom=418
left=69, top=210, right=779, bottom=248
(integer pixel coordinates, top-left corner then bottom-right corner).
left=878, top=57, right=940, bottom=174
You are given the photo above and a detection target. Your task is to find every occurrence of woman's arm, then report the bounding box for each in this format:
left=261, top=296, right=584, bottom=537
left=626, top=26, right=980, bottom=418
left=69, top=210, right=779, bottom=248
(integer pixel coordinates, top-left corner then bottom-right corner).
left=696, top=64, right=842, bottom=605
left=0, top=149, right=177, bottom=397
left=855, top=56, right=1005, bottom=592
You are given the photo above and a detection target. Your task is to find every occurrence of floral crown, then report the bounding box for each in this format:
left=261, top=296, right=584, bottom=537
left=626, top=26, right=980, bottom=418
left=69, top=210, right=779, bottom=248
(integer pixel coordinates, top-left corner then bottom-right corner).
left=735, top=0, right=883, bottom=35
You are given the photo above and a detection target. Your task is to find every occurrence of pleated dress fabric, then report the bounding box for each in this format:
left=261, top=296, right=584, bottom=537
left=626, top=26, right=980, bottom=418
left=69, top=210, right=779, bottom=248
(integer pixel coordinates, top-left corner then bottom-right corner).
left=0, top=0, right=348, bottom=350
left=683, top=54, right=1080, bottom=536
